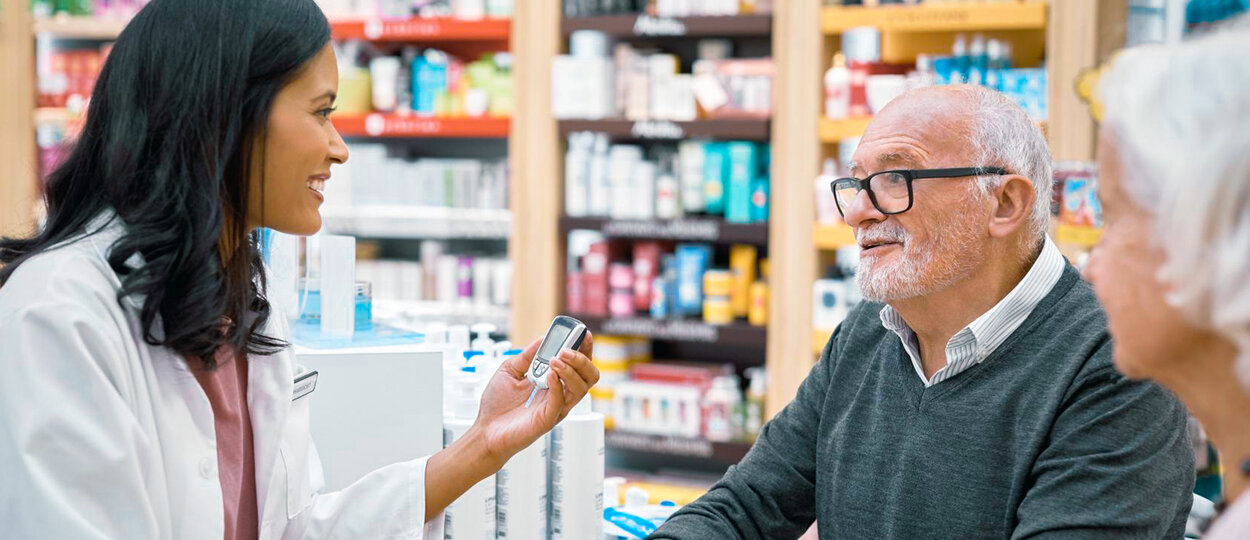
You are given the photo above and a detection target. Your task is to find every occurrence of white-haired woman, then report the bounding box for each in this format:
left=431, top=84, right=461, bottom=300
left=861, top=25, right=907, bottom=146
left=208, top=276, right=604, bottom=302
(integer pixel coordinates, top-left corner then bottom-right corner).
left=1084, top=16, right=1250, bottom=538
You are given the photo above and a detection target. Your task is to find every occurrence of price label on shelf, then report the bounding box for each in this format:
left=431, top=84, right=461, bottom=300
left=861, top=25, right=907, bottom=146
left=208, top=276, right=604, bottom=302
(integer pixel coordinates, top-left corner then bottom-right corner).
left=630, top=121, right=685, bottom=139
left=633, top=16, right=688, bottom=36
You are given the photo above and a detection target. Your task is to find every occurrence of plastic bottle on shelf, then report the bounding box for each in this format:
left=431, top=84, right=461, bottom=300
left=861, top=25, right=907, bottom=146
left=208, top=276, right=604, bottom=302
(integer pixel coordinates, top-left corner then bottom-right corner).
left=744, top=367, right=767, bottom=441
left=907, top=54, right=938, bottom=92
left=703, top=375, right=742, bottom=443
left=496, top=434, right=548, bottom=540
left=951, top=34, right=970, bottom=85
left=969, top=34, right=988, bottom=86
left=815, top=157, right=842, bottom=225
left=471, top=323, right=496, bottom=354
left=549, top=397, right=605, bottom=540
left=823, top=52, right=851, bottom=120
left=450, top=0, right=486, bottom=20
left=444, top=366, right=497, bottom=539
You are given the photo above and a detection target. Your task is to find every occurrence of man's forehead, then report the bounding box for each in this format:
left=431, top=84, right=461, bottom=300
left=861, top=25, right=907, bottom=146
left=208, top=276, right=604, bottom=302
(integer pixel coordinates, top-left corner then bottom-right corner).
left=849, top=145, right=929, bottom=175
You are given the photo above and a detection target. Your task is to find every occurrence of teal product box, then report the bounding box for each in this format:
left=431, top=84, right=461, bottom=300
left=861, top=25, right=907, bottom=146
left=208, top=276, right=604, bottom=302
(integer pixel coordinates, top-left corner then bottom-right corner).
left=413, top=51, right=448, bottom=115
left=703, top=143, right=728, bottom=216
left=751, top=143, right=770, bottom=223
left=675, top=243, right=712, bottom=317
left=750, top=177, right=769, bottom=223
left=725, top=142, right=756, bottom=224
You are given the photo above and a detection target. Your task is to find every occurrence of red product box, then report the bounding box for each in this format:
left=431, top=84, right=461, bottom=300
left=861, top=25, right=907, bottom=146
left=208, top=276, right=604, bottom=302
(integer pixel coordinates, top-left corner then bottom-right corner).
left=582, top=241, right=611, bottom=316
left=566, top=271, right=586, bottom=314
left=630, top=361, right=728, bottom=393
left=848, top=61, right=910, bottom=118
left=632, top=242, right=665, bottom=311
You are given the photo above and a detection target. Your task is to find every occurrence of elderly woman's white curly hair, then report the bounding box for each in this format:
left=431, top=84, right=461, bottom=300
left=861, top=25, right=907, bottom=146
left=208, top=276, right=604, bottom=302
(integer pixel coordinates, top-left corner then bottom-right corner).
left=1099, top=15, right=1250, bottom=387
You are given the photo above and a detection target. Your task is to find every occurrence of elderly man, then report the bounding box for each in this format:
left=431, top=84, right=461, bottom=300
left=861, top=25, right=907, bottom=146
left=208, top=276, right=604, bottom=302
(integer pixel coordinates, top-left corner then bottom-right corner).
left=649, top=86, right=1194, bottom=539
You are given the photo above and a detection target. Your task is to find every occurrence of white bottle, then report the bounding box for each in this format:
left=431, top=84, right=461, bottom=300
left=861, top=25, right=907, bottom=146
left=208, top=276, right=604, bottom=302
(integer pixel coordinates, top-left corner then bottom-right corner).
left=444, top=367, right=497, bottom=540
left=588, top=135, right=612, bottom=217
left=703, top=376, right=741, bottom=443
left=471, top=323, right=496, bottom=356
left=634, top=161, right=657, bottom=221
left=485, top=0, right=513, bottom=17
left=678, top=141, right=706, bottom=214
left=608, top=145, right=643, bottom=220
left=369, top=56, right=401, bottom=112
left=496, top=434, right=548, bottom=540
left=815, top=158, right=842, bottom=225
left=823, top=52, right=851, bottom=120
left=655, top=163, right=682, bottom=220
left=451, top=0, right=486, bottom=20
left=565, top=133, right=592, bottom=217
left=549, top=397, right=605, bottom=540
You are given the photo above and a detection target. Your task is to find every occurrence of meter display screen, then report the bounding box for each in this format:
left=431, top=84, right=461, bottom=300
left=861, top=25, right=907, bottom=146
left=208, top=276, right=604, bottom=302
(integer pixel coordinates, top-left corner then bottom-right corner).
left=539, top=324, right=572, bottom=359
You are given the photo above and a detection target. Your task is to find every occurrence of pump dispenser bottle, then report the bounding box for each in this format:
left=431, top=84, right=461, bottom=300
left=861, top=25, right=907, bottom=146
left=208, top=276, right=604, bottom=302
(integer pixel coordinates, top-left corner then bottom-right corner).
left=443, top=366, right=496, bottom=539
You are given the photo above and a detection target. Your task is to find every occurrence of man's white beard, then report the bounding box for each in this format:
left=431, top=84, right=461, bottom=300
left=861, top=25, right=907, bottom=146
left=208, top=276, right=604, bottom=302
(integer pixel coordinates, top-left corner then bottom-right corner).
left=855, top=208, right=985, bottom=303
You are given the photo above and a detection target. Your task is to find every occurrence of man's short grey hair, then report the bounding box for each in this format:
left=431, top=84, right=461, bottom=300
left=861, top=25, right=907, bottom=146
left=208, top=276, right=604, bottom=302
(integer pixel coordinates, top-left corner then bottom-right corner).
left=949, top=85, right=1054, bottom=245
left=1099, top=15, right=1250, bottom=386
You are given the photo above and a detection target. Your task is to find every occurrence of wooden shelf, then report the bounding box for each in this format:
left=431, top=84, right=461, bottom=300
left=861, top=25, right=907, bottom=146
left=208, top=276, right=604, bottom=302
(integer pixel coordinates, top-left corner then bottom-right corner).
left=574, top=314, right=767, bottom=348
left=558, top=118, right=770, bottom=141
left=819, top=116, right=873, bottom=143
left=562, top=14, right=771, bottom=38
left=821, top=2, right=1048, bottom=34
left=606, top=431, right=752, bottom=467
left=560, top=216, right=768, bottom=245
left=814, top=223, right=856, bottom=250
left=33, top=16, right=129, bottom=39
left=329, top=17, right=510, bottom=41
left=331, top=113, right=510, bottom=138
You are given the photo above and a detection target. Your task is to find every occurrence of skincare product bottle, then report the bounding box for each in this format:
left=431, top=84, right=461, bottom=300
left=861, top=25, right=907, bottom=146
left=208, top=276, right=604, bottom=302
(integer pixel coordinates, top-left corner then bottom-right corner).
left=444, top=366, right=497, bottom=540
left=824, top=52, right=850, bottom=120
left=549, top=397, right=605, bottom=540
left=815, top=158, right=841, bottom=224
left=496, top=434, right=548, bottom=540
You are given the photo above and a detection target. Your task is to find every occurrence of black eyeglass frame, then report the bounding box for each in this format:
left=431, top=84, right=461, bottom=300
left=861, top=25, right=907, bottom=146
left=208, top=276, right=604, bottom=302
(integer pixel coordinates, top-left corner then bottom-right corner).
left=830, top=166, right=1009, bottom=216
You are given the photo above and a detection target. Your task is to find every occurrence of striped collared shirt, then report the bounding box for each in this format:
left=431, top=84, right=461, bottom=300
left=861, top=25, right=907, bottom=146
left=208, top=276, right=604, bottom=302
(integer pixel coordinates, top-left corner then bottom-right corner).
left=879, top=236, right=1067, bottom=387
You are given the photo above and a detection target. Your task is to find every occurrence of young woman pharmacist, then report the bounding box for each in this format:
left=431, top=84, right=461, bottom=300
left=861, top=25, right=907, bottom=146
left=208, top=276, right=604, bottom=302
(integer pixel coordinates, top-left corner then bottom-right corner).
left=0, top=1, right=599, bottom=538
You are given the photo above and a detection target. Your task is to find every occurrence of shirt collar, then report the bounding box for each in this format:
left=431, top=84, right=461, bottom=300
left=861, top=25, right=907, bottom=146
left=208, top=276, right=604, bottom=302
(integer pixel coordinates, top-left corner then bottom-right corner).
left=877, top=235, right=1067, bottom=384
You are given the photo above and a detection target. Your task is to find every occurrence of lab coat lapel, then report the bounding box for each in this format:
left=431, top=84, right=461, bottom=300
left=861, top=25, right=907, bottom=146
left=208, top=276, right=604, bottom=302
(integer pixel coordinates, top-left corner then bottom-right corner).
left=248, top=316, right=296, bottom=526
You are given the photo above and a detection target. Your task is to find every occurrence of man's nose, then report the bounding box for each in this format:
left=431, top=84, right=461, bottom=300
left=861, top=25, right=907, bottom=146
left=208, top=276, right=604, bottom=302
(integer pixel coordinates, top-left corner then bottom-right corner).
left=843, top=189, right=886, bottom=229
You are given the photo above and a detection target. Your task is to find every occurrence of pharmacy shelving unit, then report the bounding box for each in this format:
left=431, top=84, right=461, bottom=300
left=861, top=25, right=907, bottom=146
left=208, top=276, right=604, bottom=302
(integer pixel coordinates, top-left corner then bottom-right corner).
left=322, top=15, right=515, bottom=331
left=0, top=3, right=522, bottom=330
left=510, top=4, right=779, bottom=477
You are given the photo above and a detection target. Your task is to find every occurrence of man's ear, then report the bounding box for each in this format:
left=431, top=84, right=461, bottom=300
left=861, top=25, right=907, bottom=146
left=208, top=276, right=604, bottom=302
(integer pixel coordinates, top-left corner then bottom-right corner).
left=988, top=175, right=1036, bottom=239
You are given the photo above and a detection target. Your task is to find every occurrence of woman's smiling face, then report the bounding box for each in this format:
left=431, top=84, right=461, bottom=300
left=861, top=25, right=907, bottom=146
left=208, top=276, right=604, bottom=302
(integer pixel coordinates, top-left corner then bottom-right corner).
left=247, top=43, right=348, bottom=235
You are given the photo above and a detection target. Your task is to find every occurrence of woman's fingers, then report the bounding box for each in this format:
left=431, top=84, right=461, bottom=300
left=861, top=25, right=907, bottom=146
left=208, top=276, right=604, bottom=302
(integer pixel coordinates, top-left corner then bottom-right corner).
left=577, top=331, right=594, bottom=359
left=501, top=338, right=542, bottom=379
left=552, top=352, right=592, bottom=411
left=542, top=366, right=568, bottom=421
left=559, top=349, right=600, bottom=389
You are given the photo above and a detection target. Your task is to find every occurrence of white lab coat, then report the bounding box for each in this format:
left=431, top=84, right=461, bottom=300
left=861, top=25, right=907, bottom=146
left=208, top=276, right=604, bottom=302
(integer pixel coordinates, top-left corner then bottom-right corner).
left=0, top=217, right=443, bottom=539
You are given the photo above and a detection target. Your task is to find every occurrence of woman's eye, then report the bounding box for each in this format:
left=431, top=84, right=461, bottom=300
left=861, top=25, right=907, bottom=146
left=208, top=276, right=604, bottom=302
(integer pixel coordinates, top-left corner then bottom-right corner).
left=318, top=107, right=337, bottom=119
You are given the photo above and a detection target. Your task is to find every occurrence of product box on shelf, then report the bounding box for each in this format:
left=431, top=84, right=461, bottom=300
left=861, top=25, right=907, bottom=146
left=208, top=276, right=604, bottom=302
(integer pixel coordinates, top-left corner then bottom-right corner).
left=675, top=244, right=713, bottom=317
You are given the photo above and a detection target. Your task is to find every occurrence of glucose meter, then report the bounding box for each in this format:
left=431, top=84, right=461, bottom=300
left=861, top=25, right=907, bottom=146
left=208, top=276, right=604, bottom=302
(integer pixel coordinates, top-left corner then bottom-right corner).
left=526, top=316, right=588, bottom=390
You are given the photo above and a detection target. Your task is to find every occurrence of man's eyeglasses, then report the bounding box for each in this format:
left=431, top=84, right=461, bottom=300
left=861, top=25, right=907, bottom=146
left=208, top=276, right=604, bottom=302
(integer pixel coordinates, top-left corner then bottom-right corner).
left=830, top=167, right=1008, bottom=216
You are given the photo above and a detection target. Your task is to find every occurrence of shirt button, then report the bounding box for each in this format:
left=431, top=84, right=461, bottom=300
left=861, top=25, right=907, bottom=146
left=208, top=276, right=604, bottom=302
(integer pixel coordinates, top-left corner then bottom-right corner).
left=200, top=457, right=216, bottom=479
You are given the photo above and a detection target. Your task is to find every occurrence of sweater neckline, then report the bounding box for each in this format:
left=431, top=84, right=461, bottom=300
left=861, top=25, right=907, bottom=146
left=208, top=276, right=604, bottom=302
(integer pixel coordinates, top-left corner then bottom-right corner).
left=904, top=264, right=1084, bottom=405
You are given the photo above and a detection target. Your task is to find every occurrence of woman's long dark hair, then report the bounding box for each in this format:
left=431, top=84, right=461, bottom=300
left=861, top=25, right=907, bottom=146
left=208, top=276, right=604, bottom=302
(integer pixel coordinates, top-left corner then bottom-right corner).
left=0, top=0, right=331, bottom=367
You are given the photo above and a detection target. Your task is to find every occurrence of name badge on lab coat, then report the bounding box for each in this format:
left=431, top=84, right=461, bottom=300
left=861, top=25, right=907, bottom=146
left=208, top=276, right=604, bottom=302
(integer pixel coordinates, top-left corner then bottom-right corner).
left=293, top=370, right=319, bottom=401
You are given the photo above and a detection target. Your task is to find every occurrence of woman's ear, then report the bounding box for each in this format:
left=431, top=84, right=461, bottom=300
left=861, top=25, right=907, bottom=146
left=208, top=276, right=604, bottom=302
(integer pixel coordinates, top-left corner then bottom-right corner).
left=988, top=175, right=1036, bottom=239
